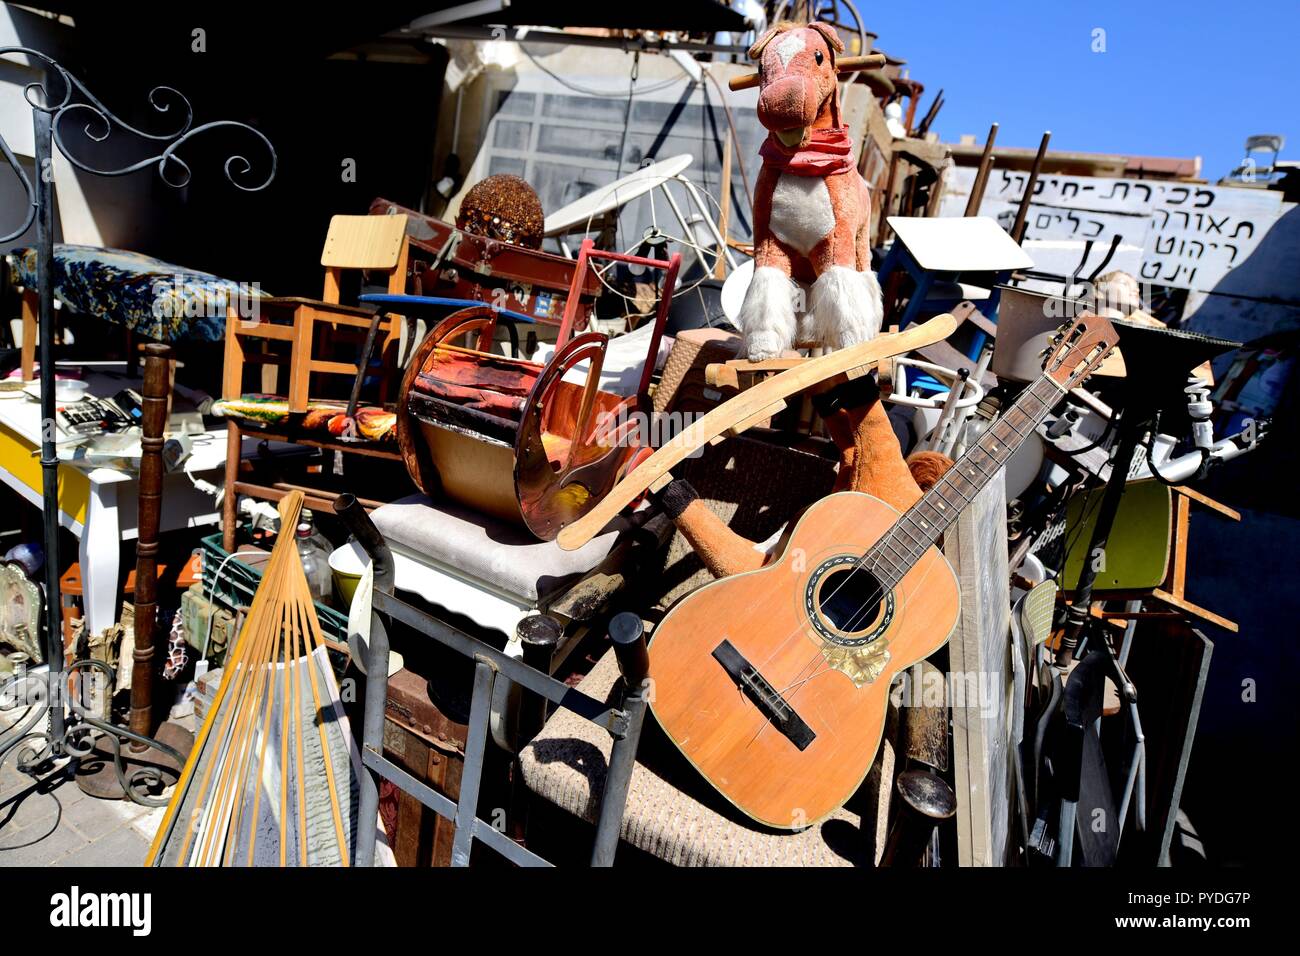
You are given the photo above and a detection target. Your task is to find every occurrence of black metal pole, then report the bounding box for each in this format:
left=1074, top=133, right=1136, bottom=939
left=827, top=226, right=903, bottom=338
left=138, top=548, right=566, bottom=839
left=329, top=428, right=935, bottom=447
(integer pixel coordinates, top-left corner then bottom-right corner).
left=32, top=107, right=64, bottom=746
left=333, top=493, right=393, bottom=867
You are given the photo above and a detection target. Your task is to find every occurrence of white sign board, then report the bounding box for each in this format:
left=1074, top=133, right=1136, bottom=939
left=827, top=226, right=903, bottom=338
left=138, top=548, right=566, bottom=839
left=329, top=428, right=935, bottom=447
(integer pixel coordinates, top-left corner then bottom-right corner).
left=941, top=166, right=1286, bottom=294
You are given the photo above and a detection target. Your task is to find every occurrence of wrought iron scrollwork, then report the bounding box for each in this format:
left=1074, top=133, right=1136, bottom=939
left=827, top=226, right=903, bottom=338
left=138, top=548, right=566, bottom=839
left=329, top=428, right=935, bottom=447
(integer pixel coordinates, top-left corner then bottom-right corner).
left=0, top=44, right=276, bottom=241
left=1, top=659, right=187, bottom=807
left=0, top=46, right=276, bottom=808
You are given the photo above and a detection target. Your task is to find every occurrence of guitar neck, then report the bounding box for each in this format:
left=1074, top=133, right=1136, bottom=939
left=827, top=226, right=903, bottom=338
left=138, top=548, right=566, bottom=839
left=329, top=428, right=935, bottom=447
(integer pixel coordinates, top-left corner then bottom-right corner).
left=868, top=374, right=1066, bottom=588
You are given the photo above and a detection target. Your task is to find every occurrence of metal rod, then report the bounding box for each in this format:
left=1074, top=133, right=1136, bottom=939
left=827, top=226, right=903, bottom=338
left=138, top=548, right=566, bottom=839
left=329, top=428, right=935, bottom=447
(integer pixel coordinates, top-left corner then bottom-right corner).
left=964, top=122, right=999, bottom=217
left=1057, top=418, right=1144, bottom=666
left=608, top=612, right=649, bottom=694
left=1011, top=131, right=1051, bottom=244
left=451, top=660, right=496, bottom=867
left=517, top=614, right=563, bottom=746
left=408, top=23, right=748, bottom=56
left=332, top=492, right=393, bottom=867
left=33, top=107, right=64, bottom=746
left=882, top=770, right=956, bottom=867
left=679, top=176, right=738, bottom=272
left=590, top=694, right=646, bottom=866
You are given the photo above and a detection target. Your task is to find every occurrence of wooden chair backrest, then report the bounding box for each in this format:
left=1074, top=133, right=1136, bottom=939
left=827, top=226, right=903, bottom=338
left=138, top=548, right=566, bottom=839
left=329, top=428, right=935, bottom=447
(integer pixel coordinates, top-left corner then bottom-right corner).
left=319, top=213, right=410, bottom=303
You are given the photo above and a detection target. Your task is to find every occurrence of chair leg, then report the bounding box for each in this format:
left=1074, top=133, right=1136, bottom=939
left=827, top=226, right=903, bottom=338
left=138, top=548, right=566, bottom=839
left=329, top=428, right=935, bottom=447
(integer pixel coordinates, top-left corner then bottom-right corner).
left=288, top=307, right=313, bottom=412
left=222, top=304, right=245, bottom=401
left=222, top=420, right=241, bottom=552
left=20, top=289, right=36, bottom=381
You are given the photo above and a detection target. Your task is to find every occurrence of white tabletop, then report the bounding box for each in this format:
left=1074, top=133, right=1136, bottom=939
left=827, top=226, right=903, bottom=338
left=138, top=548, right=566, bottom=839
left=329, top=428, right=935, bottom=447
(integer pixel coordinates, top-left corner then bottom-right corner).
left=544, top=154, right=694, bottom=237
left=0, top=369, right=227, bottom=484
left=887, top=216, right=1035, bottom=273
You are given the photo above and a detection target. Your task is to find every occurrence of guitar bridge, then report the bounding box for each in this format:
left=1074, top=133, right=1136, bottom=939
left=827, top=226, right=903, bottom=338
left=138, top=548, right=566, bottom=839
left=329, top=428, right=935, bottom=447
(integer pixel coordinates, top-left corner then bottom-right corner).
left=712, top=639, right=816, bottom=751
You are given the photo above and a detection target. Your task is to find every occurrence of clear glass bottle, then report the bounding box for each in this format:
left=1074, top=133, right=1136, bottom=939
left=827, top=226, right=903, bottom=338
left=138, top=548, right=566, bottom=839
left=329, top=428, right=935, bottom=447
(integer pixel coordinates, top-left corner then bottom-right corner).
left=296, top=523, right=333, bottom=605
left=299, top=508, right=332, bottom=554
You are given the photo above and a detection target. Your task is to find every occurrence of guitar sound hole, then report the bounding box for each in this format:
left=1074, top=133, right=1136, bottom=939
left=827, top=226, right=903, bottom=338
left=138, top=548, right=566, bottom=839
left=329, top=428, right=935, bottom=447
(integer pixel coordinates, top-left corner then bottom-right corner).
left=817, top=565, right=885, bottom=635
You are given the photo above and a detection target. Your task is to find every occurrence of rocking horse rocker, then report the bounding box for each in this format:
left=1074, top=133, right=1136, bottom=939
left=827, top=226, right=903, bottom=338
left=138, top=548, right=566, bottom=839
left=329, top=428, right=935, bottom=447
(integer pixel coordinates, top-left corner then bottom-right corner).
left=735, top=21, right=886, bottom=360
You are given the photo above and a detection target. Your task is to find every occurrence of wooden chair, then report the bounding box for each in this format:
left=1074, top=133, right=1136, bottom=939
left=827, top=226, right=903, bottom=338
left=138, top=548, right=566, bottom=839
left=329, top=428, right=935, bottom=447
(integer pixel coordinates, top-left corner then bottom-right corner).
left=1058, top=478, right=1241, bottom=633
left=219, top=215, right=412, bottom=551
left=221, top=213, right=410, bottom=412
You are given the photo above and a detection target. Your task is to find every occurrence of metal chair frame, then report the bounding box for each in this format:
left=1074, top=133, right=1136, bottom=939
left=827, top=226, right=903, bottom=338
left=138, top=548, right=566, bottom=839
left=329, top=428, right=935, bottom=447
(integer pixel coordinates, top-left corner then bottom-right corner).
left=334, top=495, right=649, bottom=867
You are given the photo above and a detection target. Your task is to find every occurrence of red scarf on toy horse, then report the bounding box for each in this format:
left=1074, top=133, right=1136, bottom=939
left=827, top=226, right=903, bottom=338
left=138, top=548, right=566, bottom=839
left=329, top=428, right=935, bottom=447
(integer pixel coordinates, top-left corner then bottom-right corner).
left=759, top=126, right=854, bottom=177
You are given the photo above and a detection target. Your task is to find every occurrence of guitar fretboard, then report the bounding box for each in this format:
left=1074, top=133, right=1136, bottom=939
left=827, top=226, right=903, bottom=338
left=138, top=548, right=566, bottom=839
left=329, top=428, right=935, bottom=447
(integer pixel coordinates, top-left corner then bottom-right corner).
left=865, top=374, right=1065, bottom=589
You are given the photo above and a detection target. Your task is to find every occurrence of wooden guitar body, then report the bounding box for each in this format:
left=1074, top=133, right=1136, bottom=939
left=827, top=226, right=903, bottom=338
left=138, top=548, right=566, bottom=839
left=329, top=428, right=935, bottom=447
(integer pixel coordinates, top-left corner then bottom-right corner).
left=648, top=491, right=960, bottom=828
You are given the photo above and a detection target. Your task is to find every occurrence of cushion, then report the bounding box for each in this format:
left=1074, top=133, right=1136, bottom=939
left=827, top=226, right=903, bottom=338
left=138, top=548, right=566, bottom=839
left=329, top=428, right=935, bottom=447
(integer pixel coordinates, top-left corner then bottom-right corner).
left=520, top=648, right=893, bottom=867
left=533, top=320, right=672, bottom=397
left=371, top=494, right=618, bottom=605
left=9, top=243, right=267, bottom=343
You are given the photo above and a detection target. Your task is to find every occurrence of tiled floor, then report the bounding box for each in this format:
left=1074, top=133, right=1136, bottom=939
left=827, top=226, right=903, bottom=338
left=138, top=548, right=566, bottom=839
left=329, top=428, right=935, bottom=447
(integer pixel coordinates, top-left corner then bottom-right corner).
left=0, top=708, right=173, bottom=867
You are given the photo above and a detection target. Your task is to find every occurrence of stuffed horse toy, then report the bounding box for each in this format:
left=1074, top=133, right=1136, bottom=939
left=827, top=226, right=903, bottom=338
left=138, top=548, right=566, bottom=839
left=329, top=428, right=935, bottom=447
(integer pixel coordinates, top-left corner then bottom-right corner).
left=738, top=21, right=884, bottom=360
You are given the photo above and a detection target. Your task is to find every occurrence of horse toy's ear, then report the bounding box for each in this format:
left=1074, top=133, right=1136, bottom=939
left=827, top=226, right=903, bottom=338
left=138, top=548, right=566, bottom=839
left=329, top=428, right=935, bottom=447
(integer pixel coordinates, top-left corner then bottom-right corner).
left=806, top=21, right=845, bottom=58
left=747, top=22, right=790, bottom=60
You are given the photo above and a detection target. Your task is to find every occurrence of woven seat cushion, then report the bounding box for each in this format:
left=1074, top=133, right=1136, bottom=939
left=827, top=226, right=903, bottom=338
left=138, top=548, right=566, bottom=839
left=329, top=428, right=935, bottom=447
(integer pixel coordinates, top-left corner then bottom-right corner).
left=520, top=648, right=893, bottom=867
left=371, top=494, right=618, bottom=604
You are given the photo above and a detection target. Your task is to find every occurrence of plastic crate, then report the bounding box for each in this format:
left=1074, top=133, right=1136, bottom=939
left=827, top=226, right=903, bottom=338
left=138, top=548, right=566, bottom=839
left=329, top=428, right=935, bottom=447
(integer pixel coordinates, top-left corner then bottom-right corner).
left=198, top=533, right=350, bottom=653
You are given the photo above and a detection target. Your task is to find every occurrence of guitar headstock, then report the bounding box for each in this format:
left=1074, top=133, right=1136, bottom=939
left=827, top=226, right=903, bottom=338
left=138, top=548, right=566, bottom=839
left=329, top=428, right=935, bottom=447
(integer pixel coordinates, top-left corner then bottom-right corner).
left=1041, top=313, right=1119, bottom=389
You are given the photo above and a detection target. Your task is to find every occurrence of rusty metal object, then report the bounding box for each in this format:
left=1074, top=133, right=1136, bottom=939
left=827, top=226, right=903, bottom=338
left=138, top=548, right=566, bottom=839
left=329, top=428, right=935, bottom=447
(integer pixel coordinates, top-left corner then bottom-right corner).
left=902, top=659, right=949, bottom=772
left=881, top=769, right=957, bottom=867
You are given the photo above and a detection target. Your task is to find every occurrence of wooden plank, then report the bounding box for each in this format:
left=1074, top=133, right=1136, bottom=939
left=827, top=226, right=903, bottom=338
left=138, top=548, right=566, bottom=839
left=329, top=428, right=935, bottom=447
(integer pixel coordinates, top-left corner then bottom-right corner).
left=222, top=304, right=245, bottom=401
left=1175, top=484, right=1241, bottom=521
left=556, top=313, right=959, bottom=550
left=943, top=475, right=1011, bottom=866
left=713, top=132, right=732, bottom=280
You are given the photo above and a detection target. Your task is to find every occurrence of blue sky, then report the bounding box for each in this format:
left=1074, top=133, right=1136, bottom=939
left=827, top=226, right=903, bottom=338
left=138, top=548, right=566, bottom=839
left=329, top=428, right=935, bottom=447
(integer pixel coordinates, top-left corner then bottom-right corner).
left=863, top=0, right=1295, bottom=180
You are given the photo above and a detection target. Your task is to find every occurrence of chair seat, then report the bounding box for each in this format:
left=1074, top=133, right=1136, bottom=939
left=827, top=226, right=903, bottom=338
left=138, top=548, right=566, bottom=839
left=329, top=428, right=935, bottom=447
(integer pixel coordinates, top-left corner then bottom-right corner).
left=370, top=494, right=619, bottom=635
left=520, top=648, right=893, bottom=866
left=12, top=243, right=268, bottom=343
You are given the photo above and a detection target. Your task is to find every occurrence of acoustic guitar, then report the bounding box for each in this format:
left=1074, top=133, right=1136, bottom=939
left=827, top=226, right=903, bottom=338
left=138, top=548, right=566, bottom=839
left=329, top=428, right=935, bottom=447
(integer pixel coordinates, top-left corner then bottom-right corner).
left=647, top=314, right=1118, bottom=828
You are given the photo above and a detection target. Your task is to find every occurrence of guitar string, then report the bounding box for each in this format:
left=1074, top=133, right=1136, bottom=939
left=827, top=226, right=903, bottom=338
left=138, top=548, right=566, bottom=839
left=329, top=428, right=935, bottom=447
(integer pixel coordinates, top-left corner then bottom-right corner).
left=743, top=376, right=1052, bottom=692
left=743, top=397, right=1049, bottom=747
left=829, top=379, right=1055, bottom=639
left=746, top=528, right=955, bottom=749
left=748, top=396, right=1051, bottom=748
left=758, top=375, right=1055, bottom=677
left=733, top=334, right=1110, bottom=754
left=739, top=378, right=1061, bottom=745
